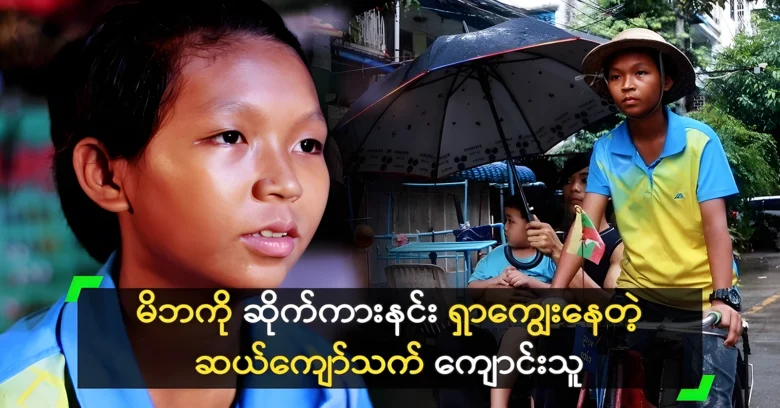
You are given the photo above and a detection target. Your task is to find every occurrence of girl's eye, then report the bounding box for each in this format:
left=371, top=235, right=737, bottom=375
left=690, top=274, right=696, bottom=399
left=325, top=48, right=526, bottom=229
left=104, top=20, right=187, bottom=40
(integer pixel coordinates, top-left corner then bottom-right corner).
left=295, top=139, right=323, bottom=154
left=637, top=71, right=647, bottom=76
left=609, top=75, right=620, bottom=81
left=212, top=131, right=245, bottom=145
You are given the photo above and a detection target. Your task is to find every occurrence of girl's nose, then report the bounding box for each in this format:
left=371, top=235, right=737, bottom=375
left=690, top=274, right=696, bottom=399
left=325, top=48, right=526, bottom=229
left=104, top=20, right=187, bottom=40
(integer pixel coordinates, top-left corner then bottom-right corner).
left=251, top=154, right=303, bottom=202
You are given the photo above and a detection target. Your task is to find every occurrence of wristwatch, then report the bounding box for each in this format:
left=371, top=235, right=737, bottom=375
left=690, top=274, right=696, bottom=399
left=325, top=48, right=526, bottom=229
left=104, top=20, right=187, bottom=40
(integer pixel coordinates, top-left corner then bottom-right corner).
left=709, top=287, right=741, bottom=311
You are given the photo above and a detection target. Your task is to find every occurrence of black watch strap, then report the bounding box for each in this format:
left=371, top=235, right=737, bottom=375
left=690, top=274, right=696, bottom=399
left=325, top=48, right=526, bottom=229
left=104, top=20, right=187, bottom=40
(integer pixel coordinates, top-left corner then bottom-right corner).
left=710, top=288, right=741, bottom=311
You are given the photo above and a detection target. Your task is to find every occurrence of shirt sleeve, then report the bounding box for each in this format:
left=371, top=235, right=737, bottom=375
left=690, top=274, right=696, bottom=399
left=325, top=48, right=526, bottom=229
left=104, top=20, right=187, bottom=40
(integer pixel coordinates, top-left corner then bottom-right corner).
left=697, top=132, right=739, bottom=203
left=468, top=256, right=491, bottom=283
left=585, top=147, right=611, bottom=197
left=541, top=256, right=557, bottom=284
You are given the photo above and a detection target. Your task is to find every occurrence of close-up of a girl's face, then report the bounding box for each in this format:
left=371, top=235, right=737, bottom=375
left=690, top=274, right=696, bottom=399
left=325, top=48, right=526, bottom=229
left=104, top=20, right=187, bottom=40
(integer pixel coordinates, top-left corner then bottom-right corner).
left=117, top=37, right=330, bottom=289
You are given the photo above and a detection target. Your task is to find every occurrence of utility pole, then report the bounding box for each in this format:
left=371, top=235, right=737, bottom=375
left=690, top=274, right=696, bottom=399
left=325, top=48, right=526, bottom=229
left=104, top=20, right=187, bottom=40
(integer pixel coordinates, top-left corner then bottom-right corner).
left=674, top=1, right=689, bottom=115
left=395, top=0, right=401, bottom=62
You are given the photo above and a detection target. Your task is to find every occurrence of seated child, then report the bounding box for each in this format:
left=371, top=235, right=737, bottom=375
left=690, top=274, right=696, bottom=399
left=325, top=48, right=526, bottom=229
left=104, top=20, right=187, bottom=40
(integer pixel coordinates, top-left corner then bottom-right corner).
left=467, top=194, right=557, bottom=408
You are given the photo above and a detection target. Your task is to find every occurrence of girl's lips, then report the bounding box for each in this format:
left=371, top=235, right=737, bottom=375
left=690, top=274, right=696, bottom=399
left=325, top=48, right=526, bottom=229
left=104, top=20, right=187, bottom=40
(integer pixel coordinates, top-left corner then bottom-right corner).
left=241, top=235, right=296, bottom=258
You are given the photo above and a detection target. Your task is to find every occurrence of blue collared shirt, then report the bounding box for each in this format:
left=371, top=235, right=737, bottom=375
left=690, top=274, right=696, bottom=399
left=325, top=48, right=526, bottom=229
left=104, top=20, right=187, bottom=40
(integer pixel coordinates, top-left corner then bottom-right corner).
left=0, top=253, right=374, bottom=407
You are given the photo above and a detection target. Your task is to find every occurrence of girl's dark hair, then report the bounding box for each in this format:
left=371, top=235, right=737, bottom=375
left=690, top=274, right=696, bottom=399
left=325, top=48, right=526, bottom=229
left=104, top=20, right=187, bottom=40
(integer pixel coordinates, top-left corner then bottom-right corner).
left=558, top=151, right=591, bottom=188
left=48, top=0, right=307, bottom=263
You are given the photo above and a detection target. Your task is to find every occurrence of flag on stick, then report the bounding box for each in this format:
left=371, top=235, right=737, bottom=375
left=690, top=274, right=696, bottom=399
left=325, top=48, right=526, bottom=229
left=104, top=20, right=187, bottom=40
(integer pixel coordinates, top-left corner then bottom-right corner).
left=565, top=205, right=605, bottom=264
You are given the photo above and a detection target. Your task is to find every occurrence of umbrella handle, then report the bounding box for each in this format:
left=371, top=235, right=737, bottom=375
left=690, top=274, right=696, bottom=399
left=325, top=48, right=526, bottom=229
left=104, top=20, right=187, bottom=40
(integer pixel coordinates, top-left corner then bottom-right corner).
left=476, top=68, right=534, bottom=222
left=509, top=163, right=534, bottom=221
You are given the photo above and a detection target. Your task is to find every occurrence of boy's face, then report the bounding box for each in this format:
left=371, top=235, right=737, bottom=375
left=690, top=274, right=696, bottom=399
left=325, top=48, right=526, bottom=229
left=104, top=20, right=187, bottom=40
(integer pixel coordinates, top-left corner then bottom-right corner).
left=504, top=207, right=530, bottom=248
left=118, top=38, right=329, bottom=288
left=563, top=166, right=588, bottom=217
left=605, top=51, right=673, bottom=118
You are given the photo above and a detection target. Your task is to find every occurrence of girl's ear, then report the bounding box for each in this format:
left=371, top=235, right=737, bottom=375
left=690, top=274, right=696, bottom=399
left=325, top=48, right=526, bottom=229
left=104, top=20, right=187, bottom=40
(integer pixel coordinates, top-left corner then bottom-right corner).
left=72, top=138, right=131, bottom=213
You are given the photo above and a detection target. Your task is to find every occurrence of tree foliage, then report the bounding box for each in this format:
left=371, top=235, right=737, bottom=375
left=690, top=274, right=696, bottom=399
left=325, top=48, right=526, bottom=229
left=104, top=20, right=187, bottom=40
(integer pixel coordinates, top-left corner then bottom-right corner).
left=763, top=0, right=780, bottom=16
left=705, top=11, right=780, bottom=141
left=572, top=0, right=724, bottom=68
left=689, top=104, right=780, bottom=198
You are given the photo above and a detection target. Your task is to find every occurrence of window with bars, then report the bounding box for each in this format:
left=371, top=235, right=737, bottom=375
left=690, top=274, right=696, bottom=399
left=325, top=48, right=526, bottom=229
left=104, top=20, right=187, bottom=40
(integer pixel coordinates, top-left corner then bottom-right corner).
left=737, top=0, right=745, bottom=23
left=692, top=92, right=706, bottom=111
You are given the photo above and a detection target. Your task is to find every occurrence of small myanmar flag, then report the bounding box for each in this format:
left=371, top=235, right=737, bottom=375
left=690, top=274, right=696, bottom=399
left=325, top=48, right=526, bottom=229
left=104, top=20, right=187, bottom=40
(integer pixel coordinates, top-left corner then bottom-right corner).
left=566, top=205, right=606, bottom=264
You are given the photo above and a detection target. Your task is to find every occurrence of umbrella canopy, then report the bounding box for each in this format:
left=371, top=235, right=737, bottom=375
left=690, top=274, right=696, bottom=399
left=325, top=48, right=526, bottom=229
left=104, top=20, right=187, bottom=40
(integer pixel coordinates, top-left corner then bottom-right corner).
left=334, top=17, right=614, bottom=184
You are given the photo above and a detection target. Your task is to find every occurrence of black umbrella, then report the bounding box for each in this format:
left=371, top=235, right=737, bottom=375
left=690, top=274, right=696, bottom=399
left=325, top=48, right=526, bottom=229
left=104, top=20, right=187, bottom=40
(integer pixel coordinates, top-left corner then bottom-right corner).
left=334, top=17, right=614, bottom=222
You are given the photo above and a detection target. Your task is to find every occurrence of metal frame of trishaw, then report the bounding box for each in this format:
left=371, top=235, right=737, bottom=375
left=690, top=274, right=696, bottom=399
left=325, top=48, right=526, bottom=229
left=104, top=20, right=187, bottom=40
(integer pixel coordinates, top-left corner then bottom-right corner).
left=568, top=313, right=753, bottom=408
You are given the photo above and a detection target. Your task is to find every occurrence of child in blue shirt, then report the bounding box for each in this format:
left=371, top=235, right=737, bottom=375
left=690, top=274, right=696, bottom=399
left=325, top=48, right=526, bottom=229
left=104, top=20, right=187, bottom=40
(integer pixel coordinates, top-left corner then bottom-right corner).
left=0, top=1, right=371, bottom=407
left=468, top=195, right=557, bottom=408
left=468, top=195, right=557, bottom=291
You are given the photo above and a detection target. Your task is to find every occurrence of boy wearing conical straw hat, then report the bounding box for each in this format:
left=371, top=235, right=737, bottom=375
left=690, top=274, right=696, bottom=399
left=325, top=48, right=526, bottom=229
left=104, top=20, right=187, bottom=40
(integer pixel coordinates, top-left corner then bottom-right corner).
left=551, top=28, right=743, bottom=407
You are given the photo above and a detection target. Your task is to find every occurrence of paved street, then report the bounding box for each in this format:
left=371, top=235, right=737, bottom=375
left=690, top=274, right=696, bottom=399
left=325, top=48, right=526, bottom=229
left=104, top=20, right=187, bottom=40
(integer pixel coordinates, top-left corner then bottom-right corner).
left=736, top=251, right=780, bottom=408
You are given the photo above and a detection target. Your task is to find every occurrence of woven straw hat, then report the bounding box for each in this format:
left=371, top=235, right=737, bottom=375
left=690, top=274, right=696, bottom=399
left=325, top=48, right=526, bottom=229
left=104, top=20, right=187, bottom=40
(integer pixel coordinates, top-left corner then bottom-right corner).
left=581, top=28, right=696, bottom=105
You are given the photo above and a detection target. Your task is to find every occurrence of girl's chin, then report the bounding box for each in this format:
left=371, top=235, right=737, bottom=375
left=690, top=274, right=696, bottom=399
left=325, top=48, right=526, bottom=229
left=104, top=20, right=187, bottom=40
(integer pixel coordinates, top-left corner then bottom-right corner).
left=210, top=266, right=291, bottom=290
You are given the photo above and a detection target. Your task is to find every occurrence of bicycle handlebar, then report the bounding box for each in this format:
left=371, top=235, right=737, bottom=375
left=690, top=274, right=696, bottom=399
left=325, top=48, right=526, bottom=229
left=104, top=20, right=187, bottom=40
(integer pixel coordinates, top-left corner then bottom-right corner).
left=703, top=311, right=720, bottom=327
left=552, top=312, right=729, bottom=335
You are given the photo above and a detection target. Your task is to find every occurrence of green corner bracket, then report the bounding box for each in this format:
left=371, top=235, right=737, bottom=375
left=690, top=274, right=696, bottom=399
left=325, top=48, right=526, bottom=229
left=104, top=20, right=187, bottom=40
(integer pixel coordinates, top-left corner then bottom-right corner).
left=65, top=276, right=104, bottom=302
left=677, top=374, right=715, bottom=402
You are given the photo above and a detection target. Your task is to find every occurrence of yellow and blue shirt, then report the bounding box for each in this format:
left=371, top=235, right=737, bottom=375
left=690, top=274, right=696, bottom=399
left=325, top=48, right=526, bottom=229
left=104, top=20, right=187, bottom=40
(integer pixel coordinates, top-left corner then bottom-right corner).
left=0, top=253, right=373, bottom=407
left=587, top=108, right=739, bottom=309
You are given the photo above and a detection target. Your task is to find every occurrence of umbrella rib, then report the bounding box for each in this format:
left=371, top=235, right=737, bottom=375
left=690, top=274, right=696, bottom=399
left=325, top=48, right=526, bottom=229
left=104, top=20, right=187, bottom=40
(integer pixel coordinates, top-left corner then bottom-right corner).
left=486, top=66, right=545, bottom=154
left=487, top=56, right=544, bottom=66
left=451, top=68, right=478, bottom=94
left=434, top=66, right=473, bottom=180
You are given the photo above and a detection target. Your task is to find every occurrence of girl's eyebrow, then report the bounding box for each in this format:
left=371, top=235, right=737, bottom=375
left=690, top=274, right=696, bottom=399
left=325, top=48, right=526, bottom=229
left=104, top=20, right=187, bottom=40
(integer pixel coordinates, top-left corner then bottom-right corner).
left=199, top=99, right=326, bottom=127
left=295, top=111, right=327, bottom=127
left=199, top=99, right=255, bottom=114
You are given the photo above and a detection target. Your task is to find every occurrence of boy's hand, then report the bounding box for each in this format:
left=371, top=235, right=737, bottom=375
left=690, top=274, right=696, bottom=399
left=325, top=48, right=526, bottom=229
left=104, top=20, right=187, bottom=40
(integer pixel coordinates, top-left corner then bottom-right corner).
left=706, top=302, right=743, bottom=347
left=527, top=216, right=563, bottom=261
left=505, top=269, right=532, bottom=288
left=496, top=266, right=518, bottom=284
left=488, top=273, right=511, bottom=287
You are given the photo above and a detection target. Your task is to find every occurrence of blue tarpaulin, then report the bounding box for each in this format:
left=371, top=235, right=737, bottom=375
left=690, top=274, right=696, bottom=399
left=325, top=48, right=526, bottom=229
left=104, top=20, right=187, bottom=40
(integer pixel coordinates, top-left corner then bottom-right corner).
left=445, top=161, right=536, bottom=184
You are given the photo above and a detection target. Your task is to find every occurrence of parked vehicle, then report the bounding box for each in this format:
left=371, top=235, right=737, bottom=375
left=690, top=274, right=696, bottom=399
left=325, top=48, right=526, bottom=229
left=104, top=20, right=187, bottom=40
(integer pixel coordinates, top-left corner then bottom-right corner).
left=747, top=196, right=780, bottom=251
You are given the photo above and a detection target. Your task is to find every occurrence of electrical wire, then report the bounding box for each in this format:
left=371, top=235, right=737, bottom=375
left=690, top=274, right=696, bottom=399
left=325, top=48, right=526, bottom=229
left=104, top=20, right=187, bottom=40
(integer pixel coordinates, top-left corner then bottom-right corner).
left=578, top=0, right=610, bottom=13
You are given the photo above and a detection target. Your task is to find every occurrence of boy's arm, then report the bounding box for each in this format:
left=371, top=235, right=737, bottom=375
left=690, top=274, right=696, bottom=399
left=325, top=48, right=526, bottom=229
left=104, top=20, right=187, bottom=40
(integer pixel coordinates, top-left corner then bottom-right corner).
left=696, top=129, right=739, bottom=292
left=696, top=128, right=741, bottom=346
left=701, top=198, right=742, bottom=346
left=467, top=259, right=510, bottom=302
left=701, top=199, right=734, bottom=291
left=549, top=193, right=609, bottom=289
